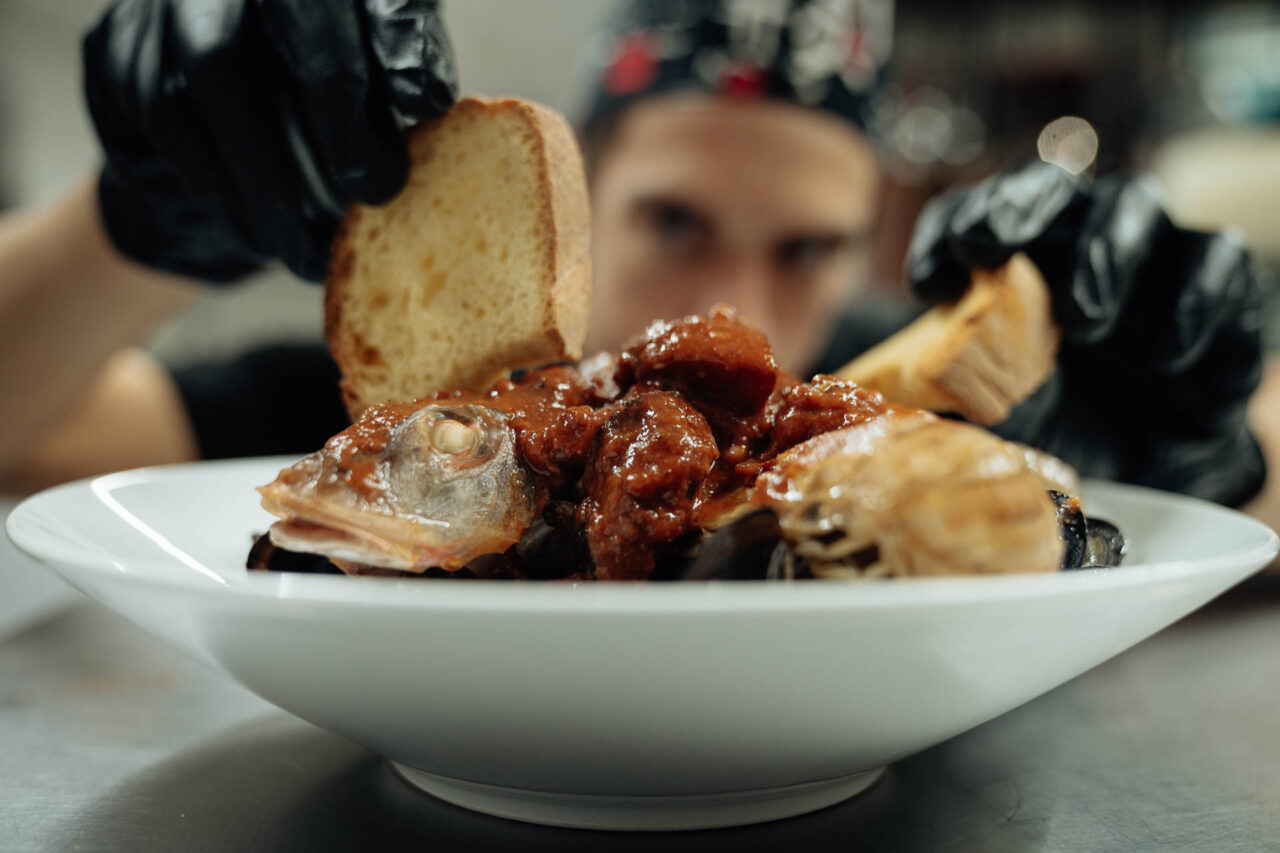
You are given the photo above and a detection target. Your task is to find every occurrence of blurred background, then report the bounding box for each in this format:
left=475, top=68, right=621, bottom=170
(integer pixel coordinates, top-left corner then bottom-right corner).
left=0, top=0, right=1277, bottom=365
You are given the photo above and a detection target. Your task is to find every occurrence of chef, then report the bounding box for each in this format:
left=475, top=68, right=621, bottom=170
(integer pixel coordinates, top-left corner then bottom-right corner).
left=0, top=0, right=1266, bottom=515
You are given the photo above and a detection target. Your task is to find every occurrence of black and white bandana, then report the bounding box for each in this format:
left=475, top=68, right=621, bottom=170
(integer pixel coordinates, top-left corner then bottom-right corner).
left=583, top=0, right=894, bottom=138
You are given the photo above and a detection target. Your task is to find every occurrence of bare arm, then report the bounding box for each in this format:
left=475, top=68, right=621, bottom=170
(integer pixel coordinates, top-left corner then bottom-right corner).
left=0, top=179, right=200, bottom=487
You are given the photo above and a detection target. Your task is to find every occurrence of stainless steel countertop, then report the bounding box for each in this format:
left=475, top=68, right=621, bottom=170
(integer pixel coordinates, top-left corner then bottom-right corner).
left=3, top=578, right=1279, bottom=852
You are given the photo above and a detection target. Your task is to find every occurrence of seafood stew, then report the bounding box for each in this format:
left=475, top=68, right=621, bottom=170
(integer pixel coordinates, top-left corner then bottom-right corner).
left=252, top=307, right=1124, bottom=581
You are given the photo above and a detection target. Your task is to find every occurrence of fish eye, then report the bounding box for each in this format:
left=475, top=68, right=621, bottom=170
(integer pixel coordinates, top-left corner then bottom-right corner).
left=430, top=419, right=479, bottom=454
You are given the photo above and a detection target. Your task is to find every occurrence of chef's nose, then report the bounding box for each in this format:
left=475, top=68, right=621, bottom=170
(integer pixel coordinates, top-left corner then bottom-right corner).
left=705, top=255, right=775, bottom=328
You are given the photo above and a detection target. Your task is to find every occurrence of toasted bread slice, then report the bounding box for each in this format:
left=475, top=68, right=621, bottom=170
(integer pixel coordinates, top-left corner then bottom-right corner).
left=326, top=97, right=591, bottom=417
left=836, top=253, right=1058, bottom=425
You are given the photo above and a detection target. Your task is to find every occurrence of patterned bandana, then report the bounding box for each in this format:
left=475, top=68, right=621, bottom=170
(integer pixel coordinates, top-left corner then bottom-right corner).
left=583, top=0, right=894, bottom=138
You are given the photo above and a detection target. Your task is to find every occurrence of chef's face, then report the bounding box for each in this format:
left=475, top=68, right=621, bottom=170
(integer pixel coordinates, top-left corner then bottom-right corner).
left=588, top=93, right=881, bottom=372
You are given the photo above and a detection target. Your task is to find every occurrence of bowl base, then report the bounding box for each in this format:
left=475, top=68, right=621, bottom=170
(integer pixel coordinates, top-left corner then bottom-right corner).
left=391, top=764, right=885, bottom=831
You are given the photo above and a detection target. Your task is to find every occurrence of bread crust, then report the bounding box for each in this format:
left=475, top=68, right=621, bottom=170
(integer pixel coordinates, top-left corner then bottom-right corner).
left=325, top=97, right=592, bottom=418
left=530, top=99, right=592, bottom=363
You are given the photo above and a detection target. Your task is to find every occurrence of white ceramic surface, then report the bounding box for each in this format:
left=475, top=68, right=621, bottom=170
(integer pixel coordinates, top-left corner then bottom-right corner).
left=0, top=497, right=79, bottom=641
left=7, top=457, right=1277, bottom=831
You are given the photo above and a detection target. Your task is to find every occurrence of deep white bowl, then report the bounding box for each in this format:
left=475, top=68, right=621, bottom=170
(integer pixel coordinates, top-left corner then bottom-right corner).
left=7, top=457, right=1276, bottom=831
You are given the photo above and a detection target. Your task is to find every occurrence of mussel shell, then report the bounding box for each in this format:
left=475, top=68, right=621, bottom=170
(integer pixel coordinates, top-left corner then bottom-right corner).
left=1050, top=491, right=1090, bottom=570
left=1084, top=519, right=1126, bottom=567
left=669, top=509, right=793, bottom=581
left=1048, top=491, right=1126, bottom=571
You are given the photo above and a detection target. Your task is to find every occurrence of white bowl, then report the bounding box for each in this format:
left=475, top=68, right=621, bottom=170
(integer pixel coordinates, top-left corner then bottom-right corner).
left=7, top=457, right=1276, bottom=831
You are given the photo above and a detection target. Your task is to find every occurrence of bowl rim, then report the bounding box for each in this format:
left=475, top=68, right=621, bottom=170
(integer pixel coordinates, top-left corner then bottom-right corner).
left=7, top=457, right=1277, bottom=616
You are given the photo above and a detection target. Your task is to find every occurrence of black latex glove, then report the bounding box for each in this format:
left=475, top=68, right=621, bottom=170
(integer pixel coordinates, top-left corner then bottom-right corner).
left=83, top=0, right=458, bottom=283
left=908, top=160, right=1266, bottom=508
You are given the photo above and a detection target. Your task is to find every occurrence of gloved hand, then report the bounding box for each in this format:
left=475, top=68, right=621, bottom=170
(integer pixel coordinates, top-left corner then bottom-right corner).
left=907, top=160, right=1266, bottom=507
left=84, top=0, right=458, bottom=282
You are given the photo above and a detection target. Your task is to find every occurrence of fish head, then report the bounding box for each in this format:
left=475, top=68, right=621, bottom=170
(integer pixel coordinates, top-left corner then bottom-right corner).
left=258, top=402, right=538, bottom=571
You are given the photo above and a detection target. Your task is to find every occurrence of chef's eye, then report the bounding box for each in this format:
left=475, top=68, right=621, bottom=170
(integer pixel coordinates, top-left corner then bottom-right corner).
left=775, top=234, right=847, bottom=273
left=430, top=419, right=479, bottom=454
left=644, top=200, right=711, bottom=256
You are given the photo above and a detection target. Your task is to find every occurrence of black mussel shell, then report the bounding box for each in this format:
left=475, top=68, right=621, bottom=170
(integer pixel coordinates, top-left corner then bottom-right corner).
left=1050, top=491, right=1089, bottom=570
left=510, top=509, right=589, bottom=580
left=667, top=509, right=795, bottom=581
left=1048, top=491, right=1126, bottom=570
left=1084, top=518, right=1126, bottom=567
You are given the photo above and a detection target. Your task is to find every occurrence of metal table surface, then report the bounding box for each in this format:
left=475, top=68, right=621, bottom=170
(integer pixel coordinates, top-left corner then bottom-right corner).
left=3, top=575, right=1279, bottom=853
